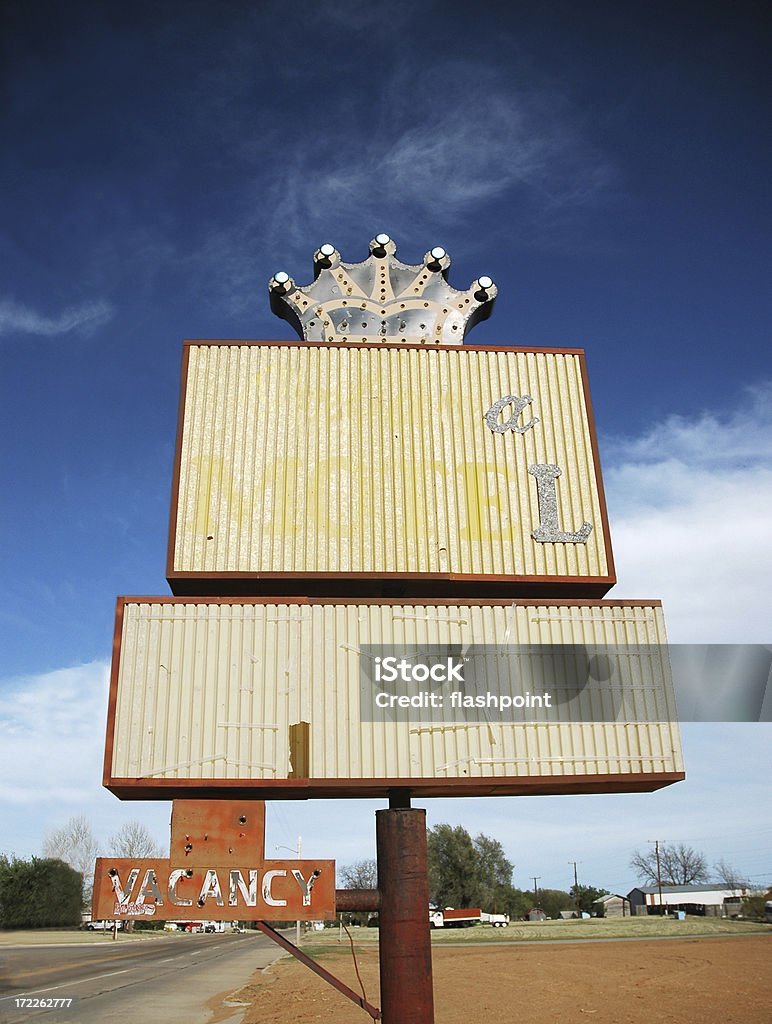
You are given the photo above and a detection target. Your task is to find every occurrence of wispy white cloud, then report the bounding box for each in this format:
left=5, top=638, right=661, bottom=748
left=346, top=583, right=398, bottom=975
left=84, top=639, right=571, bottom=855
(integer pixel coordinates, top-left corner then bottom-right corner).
left=188, top=58, right=614, bottom=316
left=604, top=381, right=772, bottom=642
left=604, top=381, right=772, bottom=478
left=0, top=298, right=113, bottom=337
left=262, top=61, right=612, bottom=259
left=0, top=661, right=171, bottom=859
left=0, top=662, right=109, bottom=804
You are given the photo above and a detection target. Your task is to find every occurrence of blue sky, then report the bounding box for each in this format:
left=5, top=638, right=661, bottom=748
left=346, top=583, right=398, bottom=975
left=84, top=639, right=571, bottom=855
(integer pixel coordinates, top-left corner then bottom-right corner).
left=1, top=2, right=770, bottom=895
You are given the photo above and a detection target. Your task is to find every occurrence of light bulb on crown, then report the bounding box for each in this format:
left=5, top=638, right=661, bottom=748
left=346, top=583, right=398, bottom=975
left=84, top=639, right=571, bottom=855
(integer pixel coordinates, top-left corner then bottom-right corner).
left=268, top=235, right=497, bottom=345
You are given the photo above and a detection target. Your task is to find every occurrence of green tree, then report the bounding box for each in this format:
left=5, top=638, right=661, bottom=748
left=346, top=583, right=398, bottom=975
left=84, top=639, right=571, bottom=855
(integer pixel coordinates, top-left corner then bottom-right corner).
left=0, top=857, right=82, bottom=929
left=570, top=883, right=609, bottom=915
left=740, top=895, right=768, bottom=921
left=428, top=824, right=481, bottom=908
left=536, top=888, right=574, bottom=919
left=503, top=887, right=532, bottom=920
left=427, top=825, right=515, bottom=912
left=473, top=834, right=514, bottom=912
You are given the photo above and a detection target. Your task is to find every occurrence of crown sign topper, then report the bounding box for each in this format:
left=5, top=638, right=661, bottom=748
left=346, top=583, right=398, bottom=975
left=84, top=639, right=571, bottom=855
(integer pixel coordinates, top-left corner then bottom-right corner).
left=269, top=234, right=497, bottom=345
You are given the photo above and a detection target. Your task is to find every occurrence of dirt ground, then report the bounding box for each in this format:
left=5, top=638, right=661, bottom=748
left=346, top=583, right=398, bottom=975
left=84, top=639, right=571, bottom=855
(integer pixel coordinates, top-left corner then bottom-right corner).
left=237, top=935, right=771, bottom=1024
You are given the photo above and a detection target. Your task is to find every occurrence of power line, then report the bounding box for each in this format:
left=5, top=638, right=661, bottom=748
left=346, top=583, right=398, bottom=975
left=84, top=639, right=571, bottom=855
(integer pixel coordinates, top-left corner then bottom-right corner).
left=659, top=827, right=772, bottom=843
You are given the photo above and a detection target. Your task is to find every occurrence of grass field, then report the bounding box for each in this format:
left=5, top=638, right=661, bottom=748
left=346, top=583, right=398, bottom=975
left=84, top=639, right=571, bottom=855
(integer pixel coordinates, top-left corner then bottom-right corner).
left=305, top=914, right=769, bottom=952
left=0, top=927, right=169, bottom=945
left=430, top=914, right=769, bottom=942
left=2, top=915, right=767, bottom=948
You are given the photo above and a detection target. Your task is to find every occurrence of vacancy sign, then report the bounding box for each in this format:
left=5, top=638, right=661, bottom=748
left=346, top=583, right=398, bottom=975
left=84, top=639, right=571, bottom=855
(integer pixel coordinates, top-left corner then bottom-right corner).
left=92, top=800, right=335, bottom=922
left=91, top=857, right=336, bottom=923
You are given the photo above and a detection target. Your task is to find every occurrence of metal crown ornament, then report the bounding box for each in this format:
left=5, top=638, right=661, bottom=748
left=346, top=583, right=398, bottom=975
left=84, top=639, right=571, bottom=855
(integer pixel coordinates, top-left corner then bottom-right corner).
left=269, top=233, right=497, bottom=344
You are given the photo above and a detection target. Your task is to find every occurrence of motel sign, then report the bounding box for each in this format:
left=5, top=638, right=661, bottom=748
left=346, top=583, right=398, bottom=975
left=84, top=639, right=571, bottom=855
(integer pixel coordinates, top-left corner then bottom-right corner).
left=97, top=236, right=682, bottom=1023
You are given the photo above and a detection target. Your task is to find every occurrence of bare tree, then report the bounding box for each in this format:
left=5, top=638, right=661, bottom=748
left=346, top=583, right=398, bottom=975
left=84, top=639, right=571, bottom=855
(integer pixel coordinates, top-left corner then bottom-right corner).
left=630, top=842, right=709, bottom=886
left=43, top=815, right=100, bottom=907
left=338, top=859, right=377, bottom=889
left=337, top=859, right=378, bottom=926
left=109, top=821, right=164, bottom=858
left=713, top=858, right=750, bottom=888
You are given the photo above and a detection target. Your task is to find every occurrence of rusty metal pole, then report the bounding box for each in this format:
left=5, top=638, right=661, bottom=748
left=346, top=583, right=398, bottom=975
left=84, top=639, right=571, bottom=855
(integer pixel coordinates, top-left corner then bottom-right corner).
left=376, top=804, right=434, bottom=1024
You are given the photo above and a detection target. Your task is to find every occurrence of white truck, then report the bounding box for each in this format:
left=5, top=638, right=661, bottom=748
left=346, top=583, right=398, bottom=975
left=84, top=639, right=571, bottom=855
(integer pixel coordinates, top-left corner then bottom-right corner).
left=430, top=908, right=510, bottom=928
left=480, top=911, right=510, bottom=928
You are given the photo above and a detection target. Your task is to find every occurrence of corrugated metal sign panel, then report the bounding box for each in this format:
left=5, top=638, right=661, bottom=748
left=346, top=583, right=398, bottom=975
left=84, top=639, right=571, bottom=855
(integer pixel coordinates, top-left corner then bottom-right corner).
left=105, top=598, right=683, bottom=799
left=167, top=343, right=614, bottom=595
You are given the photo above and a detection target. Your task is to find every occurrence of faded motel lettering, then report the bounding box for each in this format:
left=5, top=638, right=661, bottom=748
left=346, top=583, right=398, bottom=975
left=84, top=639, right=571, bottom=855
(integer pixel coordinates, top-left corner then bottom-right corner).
left=484, top=395, right=593, bottom=544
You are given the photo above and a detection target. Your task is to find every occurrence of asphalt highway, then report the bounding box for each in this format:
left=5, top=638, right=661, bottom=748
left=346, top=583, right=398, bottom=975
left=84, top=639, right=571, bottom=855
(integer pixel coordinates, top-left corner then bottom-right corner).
left=0, top=931, right=282, bottom=1024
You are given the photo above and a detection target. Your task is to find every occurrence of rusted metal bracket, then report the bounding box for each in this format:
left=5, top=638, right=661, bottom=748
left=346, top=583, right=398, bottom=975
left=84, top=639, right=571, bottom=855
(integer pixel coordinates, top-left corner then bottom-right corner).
left=336, top=888, right=380, bottom=913
left=254, top=920, right=381, bottom=1020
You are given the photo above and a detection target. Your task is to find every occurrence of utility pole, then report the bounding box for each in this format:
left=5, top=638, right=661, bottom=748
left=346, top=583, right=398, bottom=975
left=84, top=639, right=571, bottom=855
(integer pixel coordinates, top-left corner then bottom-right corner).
left=569, top=861, right=580, bottom=915
left=648, top=840, right=664, bottom=916
left=276, top=837, right=303, bottom=943
left=532, top=876, right=541, bottom=910
left=296, top=835, right=303, bottom=942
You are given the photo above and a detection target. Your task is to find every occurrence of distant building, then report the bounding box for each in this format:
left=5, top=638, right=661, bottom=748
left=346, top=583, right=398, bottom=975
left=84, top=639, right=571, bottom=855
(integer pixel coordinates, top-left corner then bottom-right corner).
left=627, top=884, right=749, bottom=917
left=594, top=894, right=630, bottom=917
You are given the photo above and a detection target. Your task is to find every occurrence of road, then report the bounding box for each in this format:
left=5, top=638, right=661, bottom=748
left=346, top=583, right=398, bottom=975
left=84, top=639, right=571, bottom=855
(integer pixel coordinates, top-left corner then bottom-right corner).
left=0, top=932, right=283, bottom=1024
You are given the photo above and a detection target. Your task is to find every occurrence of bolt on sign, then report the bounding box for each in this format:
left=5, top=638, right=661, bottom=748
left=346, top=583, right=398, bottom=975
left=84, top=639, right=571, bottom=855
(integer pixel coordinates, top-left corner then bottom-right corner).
left=167, top=238, right=615, bottom=598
